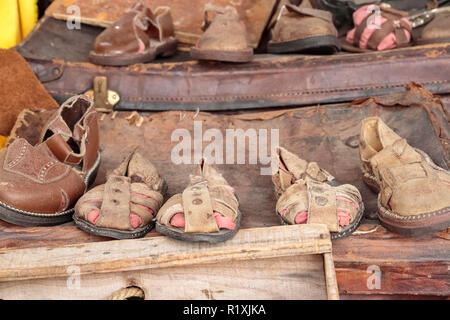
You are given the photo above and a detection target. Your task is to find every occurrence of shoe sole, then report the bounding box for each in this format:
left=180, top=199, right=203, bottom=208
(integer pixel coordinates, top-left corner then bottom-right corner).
left=267, top=35, right=340, bottom=54
left=0, top=152, right=101, bottom=227
left=278, top=200, right=365, bottom=240
left=73, top=214, right=154, bottom=239
left=155, top=210, right=242, bottom=244
left=89, top=38, right=178, bottom=66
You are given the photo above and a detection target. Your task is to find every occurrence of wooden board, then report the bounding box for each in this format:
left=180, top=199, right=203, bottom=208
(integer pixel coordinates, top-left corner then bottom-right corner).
left=45, top=0, right=277, bottom=48
left=0, top=224, right=339, bottom=300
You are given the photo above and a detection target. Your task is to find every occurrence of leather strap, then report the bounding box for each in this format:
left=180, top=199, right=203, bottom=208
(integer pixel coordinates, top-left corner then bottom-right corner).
left=306, top=180, right=339, bottom=232
left=182, top=180, right=219, bottom=233
left=97, top=175, right=132, bottom=230
left=45, top=133, right=83, bottom=166
left=154, top=7, right=175, bottom=40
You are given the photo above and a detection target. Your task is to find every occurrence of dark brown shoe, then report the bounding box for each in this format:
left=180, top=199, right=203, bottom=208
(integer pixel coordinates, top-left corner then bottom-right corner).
left=0, top=95, right=100, bottom=226
left=190, top=4, right=253, bottom=63
left=89, top=2, right=178, bottom=66
left=267, top=0, right=340, bottom=54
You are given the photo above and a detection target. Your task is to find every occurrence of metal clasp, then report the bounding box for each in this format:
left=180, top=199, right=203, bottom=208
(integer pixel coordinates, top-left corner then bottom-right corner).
left=84, top=76, right=120, bottom=113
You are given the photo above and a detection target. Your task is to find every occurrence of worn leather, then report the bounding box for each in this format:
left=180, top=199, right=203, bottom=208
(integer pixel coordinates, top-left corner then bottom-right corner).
left=269, top=0, right=338, bottom=43
left=75, top=149, right=165, bottom=230
left=415, top=12, right=450, bottom=44
left=93, top=2, right=175, bottom=56
left=273, top=147, right=362, bottom=232
left=195, top=5, right=251, bottom=51
left=0, top=95, right=98, bottom=214
left=39, top=95, right=99, bottom=174
left=360, top=117, right=450, bottom=216
left=156, top=162, right=239, bottom=233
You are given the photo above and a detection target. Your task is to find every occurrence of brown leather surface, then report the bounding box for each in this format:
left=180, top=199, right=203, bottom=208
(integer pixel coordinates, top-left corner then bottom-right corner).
left=0, top=49, right=58, bottom=136
left=17, top=16, right=450, bottom=111
left=45, top=0, right=277, bottom=48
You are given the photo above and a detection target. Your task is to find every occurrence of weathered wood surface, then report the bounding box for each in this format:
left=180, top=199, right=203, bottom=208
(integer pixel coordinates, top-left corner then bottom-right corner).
left=0, top=87, right=449, bottom=298
left=45, top=0, right=277, bottom=48
left=0, top=224, right=331, bottom=282
left=0, top=224, right=338, bottom=300
left=0, top=255, right=330, bottom=300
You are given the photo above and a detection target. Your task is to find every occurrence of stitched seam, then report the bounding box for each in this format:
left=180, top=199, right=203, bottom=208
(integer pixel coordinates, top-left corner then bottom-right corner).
left=7, top=141, right=27, bottom=168
left=47, top=79, right=450, bottom=103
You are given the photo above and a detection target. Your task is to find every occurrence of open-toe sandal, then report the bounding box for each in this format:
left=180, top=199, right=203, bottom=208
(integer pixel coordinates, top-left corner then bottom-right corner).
left=272, top=147, right=364, bottom=240
left=156, top=160, right=241, bottom=243
left=74, top=149, right=166, bottom=239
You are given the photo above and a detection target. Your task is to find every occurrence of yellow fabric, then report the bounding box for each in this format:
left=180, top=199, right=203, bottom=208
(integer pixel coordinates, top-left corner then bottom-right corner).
left=0, top=0, right=38, bottom=49
left=0, top=136, right=7, bottom=149
left=18, top=0, right=38, bottom=39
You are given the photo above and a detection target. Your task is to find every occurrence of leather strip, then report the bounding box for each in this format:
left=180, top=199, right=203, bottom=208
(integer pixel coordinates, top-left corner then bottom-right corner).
left=97, top=175, right=132, bottom=230
left=353, top=15, right=371, bottom=46
left=45, top=134, right=83, bottom=166
left=182, top=181, right=218, bottom=233
left=306, top=180, right=339, bottom=232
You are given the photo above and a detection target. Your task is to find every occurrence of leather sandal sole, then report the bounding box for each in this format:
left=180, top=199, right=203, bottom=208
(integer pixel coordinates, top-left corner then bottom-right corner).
left=268, top=35, right=340, bottom=54
left=155, top=210, right=242, bottom=244
left=279, top=200, right=365, bottom=240
left=377, top=198, right=450, bottom=236
left=190, top=47, right=253, bottom=63
left=88, top=38, right=178, bottom=66
left=0, top=152, right=101, bottom=227
left=362, top=149, right=450, bottom=235
left=72, top=214, right=154, bottom=239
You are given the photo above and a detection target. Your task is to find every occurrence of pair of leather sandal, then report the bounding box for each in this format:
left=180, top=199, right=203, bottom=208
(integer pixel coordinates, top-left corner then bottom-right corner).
left=192, top=0, right=341, bottom=62
left=274, top=117, right=450, bottom=238
left=74, top=155, right=241, bottom=242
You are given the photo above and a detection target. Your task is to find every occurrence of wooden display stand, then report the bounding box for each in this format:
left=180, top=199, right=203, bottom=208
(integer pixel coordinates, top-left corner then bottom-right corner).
left=0, top=224, right=339, bottom=300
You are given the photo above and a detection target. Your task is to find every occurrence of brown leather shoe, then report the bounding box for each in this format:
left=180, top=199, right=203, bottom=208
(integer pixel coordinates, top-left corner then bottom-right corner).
left=89, top=2, right=178, bottom=66
left=190, top=4, right=253, bottom=63
left=360, top=117, right=450, bottom=236
left=0, top=95, right=100, bottom=226
left=267, top=0, right=340, bottom=54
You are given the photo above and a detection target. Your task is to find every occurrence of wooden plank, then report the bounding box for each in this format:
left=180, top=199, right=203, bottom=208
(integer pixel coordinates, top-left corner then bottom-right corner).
left=45, top=0, right=277, bottom=48
left=0, top=224, right=331, bottom=282
left=333, top=224, right=450, bottom=297
left=0, top=255, right=329, bottom=300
